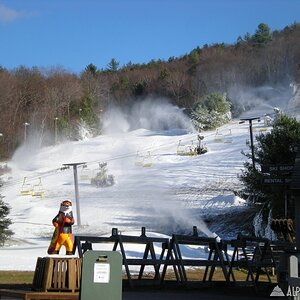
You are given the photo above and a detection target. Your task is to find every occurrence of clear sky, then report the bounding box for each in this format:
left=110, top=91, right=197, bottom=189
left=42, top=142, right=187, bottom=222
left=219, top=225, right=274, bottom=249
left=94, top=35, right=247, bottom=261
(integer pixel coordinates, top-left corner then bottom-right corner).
left=0, top=0, right=299, bottom=74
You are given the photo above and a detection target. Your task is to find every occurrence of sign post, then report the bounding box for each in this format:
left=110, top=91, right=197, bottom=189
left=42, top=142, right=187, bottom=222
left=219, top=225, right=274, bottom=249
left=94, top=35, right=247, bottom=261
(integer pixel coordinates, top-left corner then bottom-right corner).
left=261, top=165, right=294, bottom=173
left=261, top=164, right=294, bottom=223
left=290, top=148, right=300, bottom=250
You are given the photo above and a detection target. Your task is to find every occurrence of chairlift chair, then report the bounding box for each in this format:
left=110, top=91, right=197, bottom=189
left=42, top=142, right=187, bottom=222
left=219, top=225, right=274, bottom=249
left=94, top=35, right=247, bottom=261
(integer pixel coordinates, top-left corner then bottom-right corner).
left=60, top=165, right=70, bottom=171
left=141, top=151, right=153, bottom=167
left=214, top=129, right=224, bottom=143
left=31, top=177, right=45, bottom=198
left=20, top=177, right=33, bottom=196
left=224, top=129, right=233, bottom=143
left=177, top=140, right=198, bottom=156
left=176, top=140, right=186, bottom=155
left=80, top=164, right=91, bottom=180
left=134, top=151, right=143, bottom=166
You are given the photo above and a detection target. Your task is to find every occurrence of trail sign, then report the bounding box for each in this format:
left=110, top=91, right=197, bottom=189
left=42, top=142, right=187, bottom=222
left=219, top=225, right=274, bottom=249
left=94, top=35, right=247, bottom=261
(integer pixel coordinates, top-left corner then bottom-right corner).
left=261, top=164, right=294, bottom=173
left=262, top=177, right=292, bottom=185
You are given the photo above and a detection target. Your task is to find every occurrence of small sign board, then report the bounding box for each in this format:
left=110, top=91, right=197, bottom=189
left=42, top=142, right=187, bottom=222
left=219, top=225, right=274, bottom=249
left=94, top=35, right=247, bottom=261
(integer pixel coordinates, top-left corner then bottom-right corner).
left=261, top=164, right=294, bottom=173
left=262, top=177, right=292, bottom=185
left=94, top=263, right=110, bottom=283
left=80, top=251, right=122, bottom=300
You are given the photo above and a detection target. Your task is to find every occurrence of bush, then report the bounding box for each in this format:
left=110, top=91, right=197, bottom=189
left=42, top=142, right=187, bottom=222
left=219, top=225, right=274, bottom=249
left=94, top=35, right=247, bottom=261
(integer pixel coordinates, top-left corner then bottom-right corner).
left=0, top=195, right=13, bottom=246
left=191, top=93, right=231, bottom=130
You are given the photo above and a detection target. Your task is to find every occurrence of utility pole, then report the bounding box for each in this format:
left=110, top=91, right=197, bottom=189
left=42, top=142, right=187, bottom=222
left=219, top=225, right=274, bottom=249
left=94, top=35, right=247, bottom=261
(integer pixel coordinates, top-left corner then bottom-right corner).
left=0, top=133, right=3, bottom=158
left=24, top=122, right=30, bottom=144
left=54, top=117, right=58, bottom=144
left=240, top=117, right=260, bottom=170
left=63, top=162, right=86, bottom=226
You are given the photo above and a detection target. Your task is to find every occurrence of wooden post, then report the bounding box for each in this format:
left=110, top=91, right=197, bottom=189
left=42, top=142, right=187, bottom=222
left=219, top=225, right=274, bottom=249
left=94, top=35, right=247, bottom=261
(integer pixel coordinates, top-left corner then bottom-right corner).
left=290, top=147, right=300, bottom=250
left=296, top=200, right=300, bottom=250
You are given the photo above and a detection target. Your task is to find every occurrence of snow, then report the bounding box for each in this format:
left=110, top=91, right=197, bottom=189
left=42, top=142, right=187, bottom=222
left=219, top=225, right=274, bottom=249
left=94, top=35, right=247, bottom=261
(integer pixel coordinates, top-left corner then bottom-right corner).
left=0, top=104, right=274, bottom=271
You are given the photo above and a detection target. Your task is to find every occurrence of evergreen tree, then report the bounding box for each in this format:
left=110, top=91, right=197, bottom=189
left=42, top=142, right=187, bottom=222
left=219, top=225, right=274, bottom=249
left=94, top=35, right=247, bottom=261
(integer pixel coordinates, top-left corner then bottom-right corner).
left=188, top=48, right=200, bottom=65
left=0, top=195, right=13, bottom=246
left=239, top=114, right=300, bottom=219
left=244, top=32, right=251, bottom=41
left=253, top=23, right=272, bottom=47
left=84, top=63, right=98, bottom=76
left=106, top=58, right=120, bottom=72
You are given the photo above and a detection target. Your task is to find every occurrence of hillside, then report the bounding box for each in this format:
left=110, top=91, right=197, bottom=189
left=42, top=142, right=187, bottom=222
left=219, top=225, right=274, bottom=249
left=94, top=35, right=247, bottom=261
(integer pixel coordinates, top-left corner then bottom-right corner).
left=0, top=23, right=299, bottom=158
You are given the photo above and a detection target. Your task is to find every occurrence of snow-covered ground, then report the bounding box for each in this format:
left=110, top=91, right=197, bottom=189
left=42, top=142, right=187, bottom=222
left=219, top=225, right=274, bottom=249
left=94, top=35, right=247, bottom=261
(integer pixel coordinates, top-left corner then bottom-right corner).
left=0, top=103, right=275, bottom=271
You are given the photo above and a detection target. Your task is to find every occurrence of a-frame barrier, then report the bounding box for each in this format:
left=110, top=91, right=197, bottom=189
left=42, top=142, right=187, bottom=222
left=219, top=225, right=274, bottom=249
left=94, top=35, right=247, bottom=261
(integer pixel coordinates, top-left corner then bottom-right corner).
left=160, top=233, right=233, bottom=285
left=73, top=227, right=290, bottom=288
left=73, top=227, right=169, bottom=287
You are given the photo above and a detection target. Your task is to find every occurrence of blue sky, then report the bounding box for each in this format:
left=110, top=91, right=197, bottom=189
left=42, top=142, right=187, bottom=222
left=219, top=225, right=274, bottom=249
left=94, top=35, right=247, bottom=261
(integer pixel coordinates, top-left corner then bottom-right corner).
left=0, top=0, right=299, bottom=74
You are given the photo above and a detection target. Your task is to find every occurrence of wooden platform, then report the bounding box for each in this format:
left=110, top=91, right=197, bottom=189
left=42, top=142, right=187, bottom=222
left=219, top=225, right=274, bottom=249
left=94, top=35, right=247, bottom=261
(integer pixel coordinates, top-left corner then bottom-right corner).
left=0, top=257, right=82, bottom=300
left=32, top=257, right=81, bottom=292
left=0, top=289, right=79, bottom=299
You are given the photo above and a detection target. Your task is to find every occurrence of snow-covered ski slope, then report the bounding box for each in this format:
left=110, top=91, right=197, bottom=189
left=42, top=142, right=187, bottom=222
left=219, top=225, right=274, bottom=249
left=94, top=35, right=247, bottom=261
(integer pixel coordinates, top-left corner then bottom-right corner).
left=0, top=102, right=277, bottom=270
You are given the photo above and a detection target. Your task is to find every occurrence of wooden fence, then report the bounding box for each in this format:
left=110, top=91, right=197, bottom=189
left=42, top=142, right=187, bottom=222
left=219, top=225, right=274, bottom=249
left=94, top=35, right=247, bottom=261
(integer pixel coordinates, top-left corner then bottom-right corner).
left=72, top=227, right=293, bottom=288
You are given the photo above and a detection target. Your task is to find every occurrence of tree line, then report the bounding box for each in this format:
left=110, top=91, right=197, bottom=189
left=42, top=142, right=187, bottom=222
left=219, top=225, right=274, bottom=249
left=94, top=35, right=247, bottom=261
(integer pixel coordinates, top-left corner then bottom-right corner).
left=0, top=22, right=299, bottom=158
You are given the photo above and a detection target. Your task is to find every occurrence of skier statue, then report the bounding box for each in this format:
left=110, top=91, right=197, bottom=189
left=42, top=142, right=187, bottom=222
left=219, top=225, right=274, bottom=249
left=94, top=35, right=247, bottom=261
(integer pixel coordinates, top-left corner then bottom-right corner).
left=47, top=200, right=75, bottom=255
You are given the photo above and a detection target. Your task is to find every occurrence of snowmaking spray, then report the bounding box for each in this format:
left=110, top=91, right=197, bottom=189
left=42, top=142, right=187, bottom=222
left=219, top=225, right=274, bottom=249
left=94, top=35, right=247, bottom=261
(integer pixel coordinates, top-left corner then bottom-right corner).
left=99, top=97, right=217, bottom=237
left=228, top=84, right=293, bottom=119
left=101, top=97, right=195, bottom=134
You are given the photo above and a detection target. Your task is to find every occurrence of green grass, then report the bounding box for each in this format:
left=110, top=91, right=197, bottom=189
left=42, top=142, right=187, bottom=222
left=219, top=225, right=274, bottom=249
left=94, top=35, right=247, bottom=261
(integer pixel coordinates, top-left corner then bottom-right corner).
left=0, top=271, right=34, bottom=284
left=165, top=267, right=277, bottom=282
left=0, top=268, right=276, bottom=285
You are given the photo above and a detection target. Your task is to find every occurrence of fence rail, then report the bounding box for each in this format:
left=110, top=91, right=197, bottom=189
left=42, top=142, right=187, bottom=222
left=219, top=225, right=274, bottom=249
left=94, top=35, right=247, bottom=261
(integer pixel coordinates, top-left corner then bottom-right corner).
left=72, top=227, right=294, bottom=288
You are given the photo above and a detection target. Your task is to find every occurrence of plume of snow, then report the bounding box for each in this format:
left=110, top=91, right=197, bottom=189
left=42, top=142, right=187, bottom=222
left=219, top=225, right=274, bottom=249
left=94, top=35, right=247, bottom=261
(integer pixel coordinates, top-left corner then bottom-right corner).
left=101, top=98, right=195, bottom=134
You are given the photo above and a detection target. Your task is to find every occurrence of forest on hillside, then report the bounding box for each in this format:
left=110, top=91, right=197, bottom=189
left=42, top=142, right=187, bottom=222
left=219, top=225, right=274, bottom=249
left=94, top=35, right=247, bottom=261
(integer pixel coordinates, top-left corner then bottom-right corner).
left=0, top=22, right=300, bottom=158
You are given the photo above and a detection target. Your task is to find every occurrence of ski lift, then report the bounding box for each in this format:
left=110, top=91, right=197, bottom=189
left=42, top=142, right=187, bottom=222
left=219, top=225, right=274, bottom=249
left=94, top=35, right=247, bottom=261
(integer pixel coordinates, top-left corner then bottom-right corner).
left=20, top=177, right=33, bottom=196
left=31, top=177, right=45, bottom=198
left=60, top=165, right=70, bottom=171
left=135, top=151, right=153, bottom=167
left=177, top=140, right=197, bottom=156
left=141, top=151, right=153, bottom=167
left=176, top=140, right=185, bottom=155
left=259, top=127, right=268, bottom=133
left=264, top=114, right=273, bottom=127
left=224, top=129, right=233, bottom=143
left=134, top=151, right=143, bottom=166
left=214, top=129, right=224, bottom=143
left=80, top=164, right=91, bottom=180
